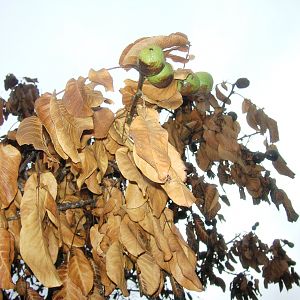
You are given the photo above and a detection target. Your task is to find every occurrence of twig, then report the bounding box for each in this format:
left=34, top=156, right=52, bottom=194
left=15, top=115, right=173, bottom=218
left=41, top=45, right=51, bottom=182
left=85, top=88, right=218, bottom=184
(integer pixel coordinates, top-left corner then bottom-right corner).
left=127, top=73, right=145, bottom=124
left=238, top=131, right=261, bottom=141
left=19, top=151, right=37, bottom=174
left=57, top=198, right=97, bottom=211
left=6, top=198, right=98, bottom=221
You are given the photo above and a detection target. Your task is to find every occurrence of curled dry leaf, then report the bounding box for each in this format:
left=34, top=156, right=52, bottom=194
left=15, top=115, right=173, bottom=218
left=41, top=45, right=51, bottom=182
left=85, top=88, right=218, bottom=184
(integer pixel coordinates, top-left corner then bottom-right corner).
left=62, top=78, right=94, bottom=118
left=20, top=172, right=62, bottom=288
left=119, top=218, right=145, bottom=257
left=88, top=68, right=114, bottom=92
left=49, top=96, right=94, bottom=163
left=16, top=116, right=54, bottom=160
left=137, top=253, right=161, bottom=296
left=93, top=108, right=114, bottom=139
left=106, top=241, right=129, bottom=296
left=162, top=168, right=196, bottom=207
left=0, top=144, right=21, bottom=208
left=54, top=263, right=86, bottom=300
left=0, top=228, right=15, bottom=289
left=116, top=147, right=148, bottom=195
left=130, top=108, right=170, bottom=181
left=35, top=94, right=68, bottom=160
left=125, top=79, right=182, bottom=110
left=69, top=248, right=94, bottom=296
left=119, top=32, right=189, bottom=67
left=77, top=147, right=98, bottom=190
left=125, top=182, right=147, bottom=209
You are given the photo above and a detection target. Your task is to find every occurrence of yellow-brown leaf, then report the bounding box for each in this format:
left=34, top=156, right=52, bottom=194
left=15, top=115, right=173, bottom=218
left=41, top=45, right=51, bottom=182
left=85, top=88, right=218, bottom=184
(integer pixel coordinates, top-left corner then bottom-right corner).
left=116, top=147, right=148, bottom=195
left=0, top=228, right=14, bottom=289
left=35, top=94, right=68, bottom=160
left=20, top=172, right=62, bottom=287
left=130, top=109, right=170, bottom=181
left=137, top=253, right=161, bottom=296
left=0, top=144, right=21, bottom=208
left=88, top=68, right=114, bottom=92
left=93, top=108, right=114, bottom=139
left=106, top=241, right=129, bottom=296
left=16, top=116, right=54, bottom=159
left=69, top=248, right=94, bottom=296
left=50, top=97, right=94, bottom=163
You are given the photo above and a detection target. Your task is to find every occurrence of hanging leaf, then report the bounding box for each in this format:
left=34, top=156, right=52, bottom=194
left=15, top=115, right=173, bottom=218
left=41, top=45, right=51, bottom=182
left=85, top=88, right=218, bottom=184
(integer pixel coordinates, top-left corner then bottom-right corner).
left=69, top=248, right=94, bottom=296
left=0, top=144, right=21, bottom=208
left=119, top=218, right=145, bottom=257
left=16, top=116, right=54, bottom=160
left=125, top=182, right=147, bottom=209
left=20, top=172, right=62, bottom=288
left=53, top=263, right=86, bottom=300
left=0, top=228, right=14, bottom=289
left=137, top=253, right=161, bottom=296
left=106, top=241, right=129, bottom=296
left=49, top=96, right=94, bottom=163
left=62, top=78, right=94, bottom=117
left=116, top=147, right=148, bottom=195
left=88, top=68, right=114, bottom=92
left=77, top=147, right=98, bottom=190
left=93, top=107, right=114, bottom=139
left=130, top=108, right=170, bottom=181
left=162, top=168, right=196, bottom=207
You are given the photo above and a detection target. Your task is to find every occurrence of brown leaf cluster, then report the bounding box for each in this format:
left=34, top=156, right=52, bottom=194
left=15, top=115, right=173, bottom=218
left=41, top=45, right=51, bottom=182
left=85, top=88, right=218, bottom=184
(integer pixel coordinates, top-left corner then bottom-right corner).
left=0, top=33, right=298, bottom=299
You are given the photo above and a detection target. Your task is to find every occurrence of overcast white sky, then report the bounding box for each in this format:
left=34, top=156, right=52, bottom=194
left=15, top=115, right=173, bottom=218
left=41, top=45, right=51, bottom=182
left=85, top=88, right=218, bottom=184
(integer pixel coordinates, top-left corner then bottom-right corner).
left=1, top=1, right=300, bottom=299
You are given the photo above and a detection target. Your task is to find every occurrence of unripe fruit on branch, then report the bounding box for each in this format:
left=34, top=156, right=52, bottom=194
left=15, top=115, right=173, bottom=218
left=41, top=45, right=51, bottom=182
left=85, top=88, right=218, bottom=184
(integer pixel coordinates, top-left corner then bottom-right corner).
left=177, top=73, right=200, bottom=96
left=137, top=45, right=165, bottom=76
left=195, top=71, right=214, bottom=94
left=147, top=62, right=174, bottom=88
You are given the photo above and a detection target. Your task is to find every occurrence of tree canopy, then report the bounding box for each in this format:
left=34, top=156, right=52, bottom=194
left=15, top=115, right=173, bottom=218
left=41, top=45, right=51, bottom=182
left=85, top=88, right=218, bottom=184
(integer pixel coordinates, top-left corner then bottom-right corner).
left=0, top=32, right=298, bottom=299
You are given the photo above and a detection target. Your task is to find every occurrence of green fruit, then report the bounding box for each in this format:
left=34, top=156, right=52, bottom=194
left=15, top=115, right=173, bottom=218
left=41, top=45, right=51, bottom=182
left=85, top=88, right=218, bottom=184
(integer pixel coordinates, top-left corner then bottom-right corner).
left=177, top=73, right=200, bottom=96
left=147, top=62, right=174, bottom=88
left=195, top=71, right=214, bottom=93
left=137, top=45, right=165, bottom=76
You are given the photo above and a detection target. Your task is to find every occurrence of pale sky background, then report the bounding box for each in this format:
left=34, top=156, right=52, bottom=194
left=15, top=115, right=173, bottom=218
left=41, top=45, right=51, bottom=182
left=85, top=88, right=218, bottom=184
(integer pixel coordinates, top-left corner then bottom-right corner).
left=1, top=0, right=300, bottom=299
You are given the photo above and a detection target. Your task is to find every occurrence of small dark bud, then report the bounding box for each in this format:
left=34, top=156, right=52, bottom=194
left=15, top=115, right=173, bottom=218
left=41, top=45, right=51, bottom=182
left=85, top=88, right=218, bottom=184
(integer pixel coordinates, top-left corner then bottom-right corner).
left=265, top=149, right=279, bottom=161
left=235, top=77, right=250, bottom=89
left=227, top=111, right=238, bottom=122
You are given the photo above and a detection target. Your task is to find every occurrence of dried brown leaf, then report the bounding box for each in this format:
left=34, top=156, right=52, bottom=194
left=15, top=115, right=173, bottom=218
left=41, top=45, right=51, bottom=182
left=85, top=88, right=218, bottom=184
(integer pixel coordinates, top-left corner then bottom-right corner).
left=16, top=116, right=54, bottom=159
left=130, top=109, right=170, bottom=181
left=88, top=68, right=114, bottom=92
left=0, top=228, right=14, bottom=289
left=50, top=97, right=94, bottom=163
left=0, top=144, right=21, bottom=208
left=116, top=147, right=148, bottom=195
left=93, top=108, right=114, bottom=139
left=20, top=172, right=62, bottom=287
left=106, top=241, right=129, bottom=296
left=35, top=94, right=68, bottom=160
left=120, top=218, right=145, bottom=257
left=119, top=32, right=189, bottom=67
left=62, top=78, right=94, bottom=117
left=137, top=253, right=161, bottom=296
left=69, top=248, right=94, bottom=295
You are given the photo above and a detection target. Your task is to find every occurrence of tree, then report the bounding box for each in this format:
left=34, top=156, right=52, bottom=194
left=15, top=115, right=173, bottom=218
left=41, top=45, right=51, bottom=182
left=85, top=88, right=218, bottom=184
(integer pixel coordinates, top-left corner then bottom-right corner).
left=0, top=32, right=298, bottom=299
